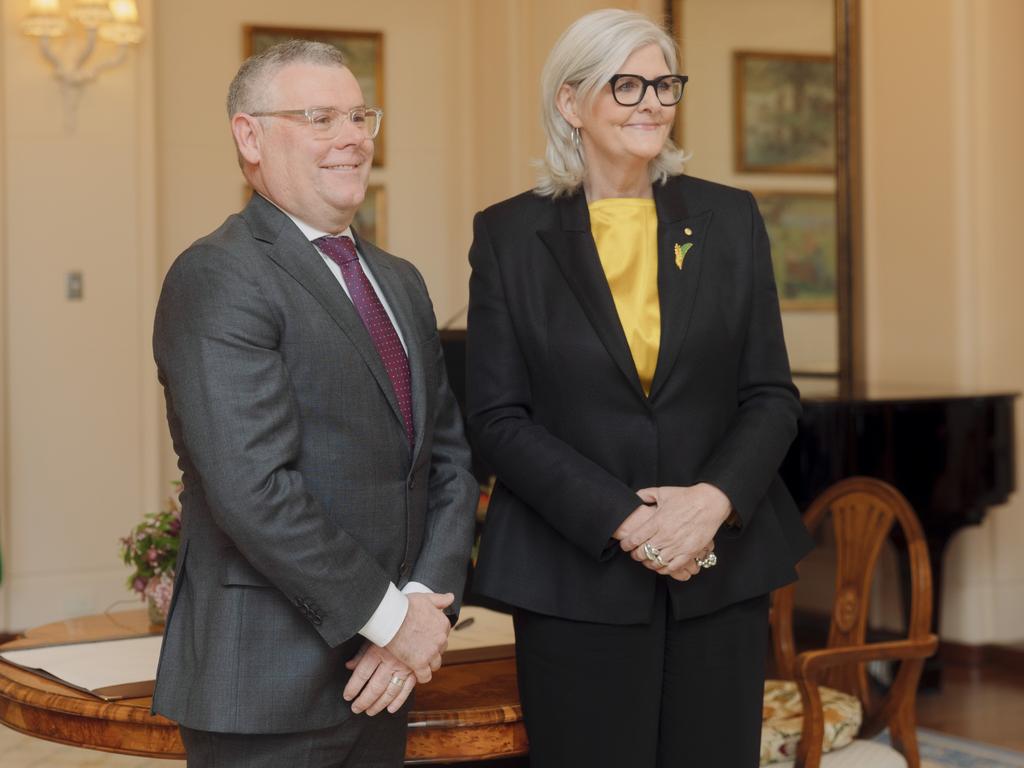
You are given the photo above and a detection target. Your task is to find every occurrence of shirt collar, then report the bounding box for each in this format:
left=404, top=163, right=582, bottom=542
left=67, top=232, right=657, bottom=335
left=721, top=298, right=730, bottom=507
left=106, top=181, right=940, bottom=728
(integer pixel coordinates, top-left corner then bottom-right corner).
left=284, top=211, right=354, bottom=244
left=261, top=197, right=354, bottom=244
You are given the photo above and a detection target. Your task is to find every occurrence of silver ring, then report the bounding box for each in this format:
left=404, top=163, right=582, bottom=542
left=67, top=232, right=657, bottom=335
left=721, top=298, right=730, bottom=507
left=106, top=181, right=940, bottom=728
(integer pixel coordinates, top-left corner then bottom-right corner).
left=696, top=552, right=718, bottom=569
left=389, top=674, right=405, bottom=687
left=653, top=552, right=668, bottom=568
left=642, top=542, right=661, bottom=561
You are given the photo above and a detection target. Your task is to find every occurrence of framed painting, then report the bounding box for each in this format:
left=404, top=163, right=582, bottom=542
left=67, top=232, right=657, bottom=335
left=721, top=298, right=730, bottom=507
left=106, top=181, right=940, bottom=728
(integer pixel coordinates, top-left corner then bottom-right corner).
left=734, top=51, right=835, bottom=174
left=753, top=191, right=836, bottom=310
left=353, top=184, right=387, bottom=248
left=245, top=26, right=386, bottom=166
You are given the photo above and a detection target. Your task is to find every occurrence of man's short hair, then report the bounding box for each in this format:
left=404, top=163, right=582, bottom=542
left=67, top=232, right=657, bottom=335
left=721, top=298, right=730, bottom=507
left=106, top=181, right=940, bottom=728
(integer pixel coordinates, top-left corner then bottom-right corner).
left=227, top=40, right=347, bottom=117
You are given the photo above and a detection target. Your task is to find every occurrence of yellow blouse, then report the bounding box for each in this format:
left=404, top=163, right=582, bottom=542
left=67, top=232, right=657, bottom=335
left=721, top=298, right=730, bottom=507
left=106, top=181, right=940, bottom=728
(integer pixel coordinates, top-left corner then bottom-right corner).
left=588, top=198, right=660, bottom=395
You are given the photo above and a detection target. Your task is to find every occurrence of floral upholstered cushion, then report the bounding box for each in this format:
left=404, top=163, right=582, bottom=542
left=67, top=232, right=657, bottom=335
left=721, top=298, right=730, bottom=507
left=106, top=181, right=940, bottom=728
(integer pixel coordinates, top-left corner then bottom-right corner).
left=760, top=679, right=863, bottom=765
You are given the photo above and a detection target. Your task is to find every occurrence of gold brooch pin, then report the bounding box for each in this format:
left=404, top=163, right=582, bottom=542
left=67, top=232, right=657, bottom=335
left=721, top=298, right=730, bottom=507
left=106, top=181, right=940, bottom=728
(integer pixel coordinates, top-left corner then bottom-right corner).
left=684, top=227, right=693, bottom=236
left=674, top=242, right=693, bottom=269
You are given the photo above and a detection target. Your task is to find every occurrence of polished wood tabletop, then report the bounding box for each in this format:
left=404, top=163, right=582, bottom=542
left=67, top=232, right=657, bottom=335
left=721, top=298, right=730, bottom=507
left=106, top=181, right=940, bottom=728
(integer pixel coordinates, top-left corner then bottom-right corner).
left=0, top=610, right=526, bottom=764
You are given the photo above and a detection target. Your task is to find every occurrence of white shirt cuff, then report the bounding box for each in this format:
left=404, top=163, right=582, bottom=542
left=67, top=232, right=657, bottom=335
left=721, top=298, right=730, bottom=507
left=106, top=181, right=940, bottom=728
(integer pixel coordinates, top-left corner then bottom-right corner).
left=358, top=583, right=408, bottom=647
left=402, top=581, right=433, bottom=595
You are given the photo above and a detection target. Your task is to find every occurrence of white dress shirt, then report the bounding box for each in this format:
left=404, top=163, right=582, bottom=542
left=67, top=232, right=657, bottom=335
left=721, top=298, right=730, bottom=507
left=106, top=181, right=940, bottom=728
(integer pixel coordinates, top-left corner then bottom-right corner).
left=286, top=211, right=431, bottom=647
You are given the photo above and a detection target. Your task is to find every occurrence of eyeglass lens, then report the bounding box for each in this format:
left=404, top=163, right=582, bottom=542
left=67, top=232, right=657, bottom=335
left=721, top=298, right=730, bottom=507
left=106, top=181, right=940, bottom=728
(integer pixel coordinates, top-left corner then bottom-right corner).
left=611, top=76, right=685, bottom=106
left=310, top=107, right=382, bottom=139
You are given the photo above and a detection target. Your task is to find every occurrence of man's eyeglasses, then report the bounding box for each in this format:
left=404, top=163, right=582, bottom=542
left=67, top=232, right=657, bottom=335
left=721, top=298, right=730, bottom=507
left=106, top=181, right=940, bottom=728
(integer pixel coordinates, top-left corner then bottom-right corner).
left=608, top=74, right=688, bottom=107
left=250, top=106, right=383, bottom=140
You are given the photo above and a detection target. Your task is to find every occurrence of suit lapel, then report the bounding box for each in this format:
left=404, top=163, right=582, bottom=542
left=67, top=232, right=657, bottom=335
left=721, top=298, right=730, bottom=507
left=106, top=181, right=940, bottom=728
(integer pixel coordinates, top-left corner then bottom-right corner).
left=649, top=182, right=712, bottom=400
left=540, top=192, right=644, bottom=396
left=354, top=233, right=428, bottom=461
left=242, top=195, right=406, bottom=433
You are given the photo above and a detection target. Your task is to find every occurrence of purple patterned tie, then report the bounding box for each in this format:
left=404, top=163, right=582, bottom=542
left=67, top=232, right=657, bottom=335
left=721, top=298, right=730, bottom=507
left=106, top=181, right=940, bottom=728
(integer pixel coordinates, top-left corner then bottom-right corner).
left=315, top=235, right=414, bottom=449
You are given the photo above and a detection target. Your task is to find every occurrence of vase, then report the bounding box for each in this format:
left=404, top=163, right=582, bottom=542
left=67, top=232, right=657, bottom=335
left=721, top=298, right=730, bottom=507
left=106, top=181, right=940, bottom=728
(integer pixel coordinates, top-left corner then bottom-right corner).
left=147, top=595, right=166, bottom=626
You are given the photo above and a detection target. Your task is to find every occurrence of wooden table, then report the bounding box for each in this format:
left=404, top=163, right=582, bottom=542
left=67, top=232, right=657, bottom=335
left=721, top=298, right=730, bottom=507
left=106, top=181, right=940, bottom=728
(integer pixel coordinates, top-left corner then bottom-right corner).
left=0, top=611, right=527, bottom=763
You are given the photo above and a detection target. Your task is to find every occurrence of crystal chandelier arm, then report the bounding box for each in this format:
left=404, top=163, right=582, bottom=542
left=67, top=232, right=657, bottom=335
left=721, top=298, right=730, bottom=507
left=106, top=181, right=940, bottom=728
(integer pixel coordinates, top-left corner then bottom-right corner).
left=71, top=26, right=99, bottom=73
left=38, top=35, right=69, bottom=81
left=79, top=45, right=128, bottom=83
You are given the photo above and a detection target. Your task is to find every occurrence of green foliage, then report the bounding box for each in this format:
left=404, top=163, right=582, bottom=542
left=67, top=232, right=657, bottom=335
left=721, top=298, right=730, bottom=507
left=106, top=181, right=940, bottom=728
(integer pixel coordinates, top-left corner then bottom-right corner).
left=120, top=482, right=182, bottom=596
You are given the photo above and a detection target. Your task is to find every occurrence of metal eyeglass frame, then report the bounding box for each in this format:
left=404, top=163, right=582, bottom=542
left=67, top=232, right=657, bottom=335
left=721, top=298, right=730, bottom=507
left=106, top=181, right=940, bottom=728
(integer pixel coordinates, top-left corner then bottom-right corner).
left=607, top=74, right=688, bottom=107
left=249, top=106, right=384, bottom=140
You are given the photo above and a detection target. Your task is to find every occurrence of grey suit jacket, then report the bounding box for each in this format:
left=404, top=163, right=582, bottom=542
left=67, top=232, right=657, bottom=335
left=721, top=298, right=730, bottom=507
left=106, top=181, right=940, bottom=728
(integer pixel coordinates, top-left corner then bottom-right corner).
left=151, top=193, right=478, bottom=734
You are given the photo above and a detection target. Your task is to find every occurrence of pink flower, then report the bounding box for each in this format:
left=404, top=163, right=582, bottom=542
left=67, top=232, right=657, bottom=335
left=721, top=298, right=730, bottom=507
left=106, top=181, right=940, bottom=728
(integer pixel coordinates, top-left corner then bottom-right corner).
left=145, top=574, right=175, bottom=618
left=132, top=576, right=147, bottom=595
left=147, top=547, right=160, bottom=565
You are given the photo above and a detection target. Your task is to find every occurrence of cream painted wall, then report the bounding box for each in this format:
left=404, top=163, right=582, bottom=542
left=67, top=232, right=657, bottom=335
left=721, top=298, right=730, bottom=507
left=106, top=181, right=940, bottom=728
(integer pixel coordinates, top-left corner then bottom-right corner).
left=862, top=0, right=1024, bottom=643
left=0, top=2, right=7, bottom=625
left=0, top=0, right=160, bottom=630
left=680, top=0, right=837, bottom=376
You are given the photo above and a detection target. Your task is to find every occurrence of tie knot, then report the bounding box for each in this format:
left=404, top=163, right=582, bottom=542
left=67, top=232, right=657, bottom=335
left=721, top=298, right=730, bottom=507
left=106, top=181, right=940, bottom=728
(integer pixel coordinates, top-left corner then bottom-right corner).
left=315, top=235, right=359, bottom=266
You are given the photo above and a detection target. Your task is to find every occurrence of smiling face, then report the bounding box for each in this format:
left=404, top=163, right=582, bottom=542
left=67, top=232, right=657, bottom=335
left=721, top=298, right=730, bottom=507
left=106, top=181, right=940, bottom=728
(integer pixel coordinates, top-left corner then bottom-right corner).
left=562, top=43, right=676, bottom=192
left=237, top=63, right=373, bottom=232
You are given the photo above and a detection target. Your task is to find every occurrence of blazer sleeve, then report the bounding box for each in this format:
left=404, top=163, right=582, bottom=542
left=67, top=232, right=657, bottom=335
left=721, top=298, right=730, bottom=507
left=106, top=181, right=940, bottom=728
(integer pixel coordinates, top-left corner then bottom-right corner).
left=154, top=244, right=392, bottom=648
left=404, top=266, right=479, bottom=606
left=696, top=192, right=802, bottom=531
left=466, top=211, right=642, bottom=561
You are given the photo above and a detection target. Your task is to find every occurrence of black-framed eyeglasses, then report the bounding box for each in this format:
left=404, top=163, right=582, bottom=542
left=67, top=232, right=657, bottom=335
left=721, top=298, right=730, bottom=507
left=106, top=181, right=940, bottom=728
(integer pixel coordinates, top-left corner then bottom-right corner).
left=608, top=74, right=688, bottom=106
left=249, top=106, right=383, bottom=140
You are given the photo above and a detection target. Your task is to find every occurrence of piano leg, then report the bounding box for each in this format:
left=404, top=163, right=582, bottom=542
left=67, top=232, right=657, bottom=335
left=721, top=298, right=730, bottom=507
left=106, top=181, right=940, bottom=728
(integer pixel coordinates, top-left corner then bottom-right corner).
left=920, top=538, right=949, bottom=691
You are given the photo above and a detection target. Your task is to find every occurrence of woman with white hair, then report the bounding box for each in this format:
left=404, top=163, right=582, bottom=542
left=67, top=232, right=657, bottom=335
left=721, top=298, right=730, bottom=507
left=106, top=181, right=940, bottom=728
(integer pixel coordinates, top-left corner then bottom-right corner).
left=465, top=8, right=812, bottom=767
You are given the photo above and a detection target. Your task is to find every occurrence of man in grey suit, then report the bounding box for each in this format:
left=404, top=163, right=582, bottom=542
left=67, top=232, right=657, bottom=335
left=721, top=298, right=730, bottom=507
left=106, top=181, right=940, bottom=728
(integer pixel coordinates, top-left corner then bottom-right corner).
left=151, top=40, right=478, bottom=767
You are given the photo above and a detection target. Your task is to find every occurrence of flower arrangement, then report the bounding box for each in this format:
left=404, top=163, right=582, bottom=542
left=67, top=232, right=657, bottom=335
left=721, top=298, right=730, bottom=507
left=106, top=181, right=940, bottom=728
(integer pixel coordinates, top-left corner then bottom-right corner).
left=120, top=482, right=182, bottom=622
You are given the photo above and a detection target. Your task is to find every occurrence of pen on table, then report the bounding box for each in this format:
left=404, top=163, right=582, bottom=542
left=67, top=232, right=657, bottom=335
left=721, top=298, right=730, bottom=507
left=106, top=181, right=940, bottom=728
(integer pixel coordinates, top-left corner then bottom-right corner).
left=453, top=617, right=475, bottom=631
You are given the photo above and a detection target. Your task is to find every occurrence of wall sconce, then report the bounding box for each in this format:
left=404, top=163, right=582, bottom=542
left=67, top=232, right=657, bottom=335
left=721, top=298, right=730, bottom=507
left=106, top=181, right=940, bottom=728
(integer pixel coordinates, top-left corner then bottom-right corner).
left=21, top=0, right=144, bottom=131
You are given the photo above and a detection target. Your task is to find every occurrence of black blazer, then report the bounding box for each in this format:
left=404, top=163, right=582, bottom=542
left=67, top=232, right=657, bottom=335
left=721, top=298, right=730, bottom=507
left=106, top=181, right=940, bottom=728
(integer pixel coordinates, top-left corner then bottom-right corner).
left=466, top=174, right=813, bottom=625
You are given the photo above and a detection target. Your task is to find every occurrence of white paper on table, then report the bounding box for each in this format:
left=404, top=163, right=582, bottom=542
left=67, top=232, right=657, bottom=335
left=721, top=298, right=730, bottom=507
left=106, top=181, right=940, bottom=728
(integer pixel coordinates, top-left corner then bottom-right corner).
left=443, top=605, right=515, bottom=663
left=0, top=634, right=162, bottom=700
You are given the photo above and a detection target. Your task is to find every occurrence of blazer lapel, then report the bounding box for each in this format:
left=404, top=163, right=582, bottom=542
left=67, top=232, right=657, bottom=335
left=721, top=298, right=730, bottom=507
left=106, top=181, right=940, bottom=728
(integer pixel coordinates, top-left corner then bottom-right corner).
left=354, top=234, right=428, bottom=461
left=243, top=195, right=405, bottom=432
left=539, top=192, right=644, bottom=397
left=648, top=183, right=712, bottom=400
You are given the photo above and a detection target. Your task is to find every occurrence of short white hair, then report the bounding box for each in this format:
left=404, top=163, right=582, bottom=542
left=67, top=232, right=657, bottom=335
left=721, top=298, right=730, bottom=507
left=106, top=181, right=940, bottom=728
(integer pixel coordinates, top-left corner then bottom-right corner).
left=535, top=9, right=686, bottom=198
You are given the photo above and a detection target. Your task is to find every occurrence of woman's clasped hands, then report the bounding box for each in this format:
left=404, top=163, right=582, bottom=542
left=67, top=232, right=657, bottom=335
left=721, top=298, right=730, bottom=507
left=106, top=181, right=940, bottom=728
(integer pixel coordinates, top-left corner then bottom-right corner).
left=613, top=483, right=732, bottom=581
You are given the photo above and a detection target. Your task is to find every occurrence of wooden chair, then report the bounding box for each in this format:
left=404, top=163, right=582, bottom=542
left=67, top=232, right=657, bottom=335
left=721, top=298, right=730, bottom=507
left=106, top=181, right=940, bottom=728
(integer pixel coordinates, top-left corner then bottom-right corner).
left=770, top=477, right=939, bottom=768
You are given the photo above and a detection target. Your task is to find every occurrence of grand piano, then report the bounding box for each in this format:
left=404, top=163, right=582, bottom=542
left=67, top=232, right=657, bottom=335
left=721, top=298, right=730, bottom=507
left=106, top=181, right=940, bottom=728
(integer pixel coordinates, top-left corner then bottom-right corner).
left=441, top=332, right=1018, bottom=686
left=780, top=384, right=1017, bottom=686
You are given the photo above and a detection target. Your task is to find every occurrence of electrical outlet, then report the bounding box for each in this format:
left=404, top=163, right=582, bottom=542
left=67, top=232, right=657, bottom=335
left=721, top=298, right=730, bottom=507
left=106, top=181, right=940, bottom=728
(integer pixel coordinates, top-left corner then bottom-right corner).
left=66, top=271, right=83, bottom=300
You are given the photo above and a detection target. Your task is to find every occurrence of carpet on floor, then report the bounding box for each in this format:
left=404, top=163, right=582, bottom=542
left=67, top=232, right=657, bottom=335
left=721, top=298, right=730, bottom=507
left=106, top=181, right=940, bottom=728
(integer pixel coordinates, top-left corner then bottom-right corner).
left=909, top=728, right=1024, bottom=768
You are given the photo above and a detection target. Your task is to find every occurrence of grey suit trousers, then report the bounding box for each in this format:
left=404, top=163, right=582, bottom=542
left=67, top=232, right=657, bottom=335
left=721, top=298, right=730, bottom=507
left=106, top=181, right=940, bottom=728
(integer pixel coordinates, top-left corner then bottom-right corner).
left=178, top=700, right=410, bottom=768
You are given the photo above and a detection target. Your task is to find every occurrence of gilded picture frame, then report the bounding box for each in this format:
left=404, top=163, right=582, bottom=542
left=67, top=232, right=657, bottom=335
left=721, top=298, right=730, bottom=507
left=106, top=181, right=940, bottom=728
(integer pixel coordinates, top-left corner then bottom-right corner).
left=245, top=25, right=386, bottom=167
left=734, top=51, right=835, bottom=174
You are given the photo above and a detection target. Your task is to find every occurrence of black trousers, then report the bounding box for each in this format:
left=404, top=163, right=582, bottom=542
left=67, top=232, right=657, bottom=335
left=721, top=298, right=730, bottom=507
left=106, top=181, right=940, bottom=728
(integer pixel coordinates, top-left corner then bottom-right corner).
left=179, top=701, right=410, bottom=768
left=513, top=585, right=768, bottom=768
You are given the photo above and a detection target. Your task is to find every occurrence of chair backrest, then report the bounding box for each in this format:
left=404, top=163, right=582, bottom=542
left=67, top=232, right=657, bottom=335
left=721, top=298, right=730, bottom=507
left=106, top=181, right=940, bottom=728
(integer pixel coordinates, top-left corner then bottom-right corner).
left=771, top=477, right=934, bottom=708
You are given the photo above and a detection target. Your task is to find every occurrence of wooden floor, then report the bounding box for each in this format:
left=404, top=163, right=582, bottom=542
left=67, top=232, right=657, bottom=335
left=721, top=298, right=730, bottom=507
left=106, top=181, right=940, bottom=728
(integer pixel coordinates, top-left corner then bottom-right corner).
left=916, top=656, right=1024, bottom=752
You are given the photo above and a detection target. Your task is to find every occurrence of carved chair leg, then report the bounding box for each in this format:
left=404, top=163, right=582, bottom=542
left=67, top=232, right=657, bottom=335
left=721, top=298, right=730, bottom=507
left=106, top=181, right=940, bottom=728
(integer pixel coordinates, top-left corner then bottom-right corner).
left=888, top=679, right=922, bottom=768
